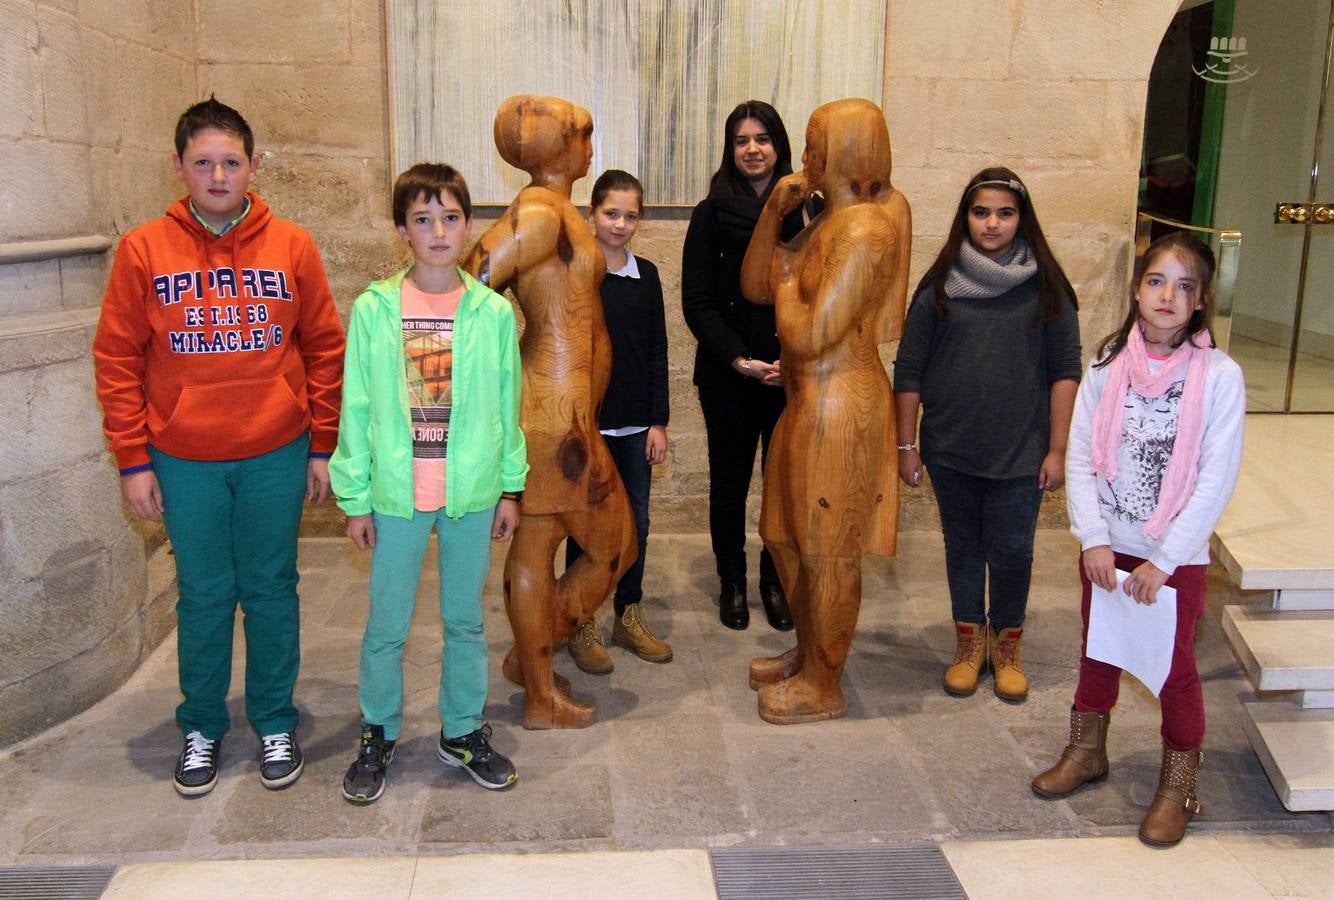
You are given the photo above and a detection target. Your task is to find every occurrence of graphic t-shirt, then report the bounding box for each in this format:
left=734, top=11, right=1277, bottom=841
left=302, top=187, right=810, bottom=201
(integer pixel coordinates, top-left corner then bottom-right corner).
left=401, top=278, right=462, bottom=512
left=1098, top=355, right=1182, bottom=530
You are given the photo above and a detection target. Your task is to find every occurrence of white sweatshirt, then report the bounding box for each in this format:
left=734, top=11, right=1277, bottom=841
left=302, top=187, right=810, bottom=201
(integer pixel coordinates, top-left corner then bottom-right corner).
left=1065, top=348, right=1245, bottom=574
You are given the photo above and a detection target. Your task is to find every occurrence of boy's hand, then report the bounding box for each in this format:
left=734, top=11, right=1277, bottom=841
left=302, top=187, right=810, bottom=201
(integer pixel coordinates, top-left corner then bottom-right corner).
left=307, top=458, right=331, bottom=504
left=1081, top=545, right=1116, bottom=592
left=346, top=514, right=376, bottom=551
left=646, top=426, right=668, bottom=465
left=492, top=498, right=521, bottom=541
left=1124, top=560, right=1170, bottom=606
left=122, top=470, right=164, bottom=521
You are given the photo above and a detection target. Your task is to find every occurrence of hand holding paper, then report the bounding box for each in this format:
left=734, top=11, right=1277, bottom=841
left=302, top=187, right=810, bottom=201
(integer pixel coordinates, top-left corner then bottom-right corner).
left=1086, top=569, right=1177, bottom=697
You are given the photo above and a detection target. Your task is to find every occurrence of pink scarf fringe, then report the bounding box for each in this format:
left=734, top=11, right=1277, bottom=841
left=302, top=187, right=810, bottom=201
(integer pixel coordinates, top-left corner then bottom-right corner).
left=1090, top=324, right=1211, bottom=540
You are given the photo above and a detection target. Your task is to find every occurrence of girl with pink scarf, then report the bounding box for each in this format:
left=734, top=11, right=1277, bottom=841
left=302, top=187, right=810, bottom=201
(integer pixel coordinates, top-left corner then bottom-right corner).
left=1031, top=232, right=1245, bottom=849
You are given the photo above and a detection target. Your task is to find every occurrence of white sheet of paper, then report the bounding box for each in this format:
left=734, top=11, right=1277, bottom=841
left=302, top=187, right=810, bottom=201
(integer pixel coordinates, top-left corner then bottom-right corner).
left=1086, top=569, right=1177, bottom=697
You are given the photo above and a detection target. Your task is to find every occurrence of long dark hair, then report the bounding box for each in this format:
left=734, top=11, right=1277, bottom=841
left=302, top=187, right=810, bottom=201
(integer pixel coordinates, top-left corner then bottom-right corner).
left=914, top=167, right=1075, bottom=322
left=709, top=100, right=793, bottom=195
left=1094, top=231, right=1217, bottom=367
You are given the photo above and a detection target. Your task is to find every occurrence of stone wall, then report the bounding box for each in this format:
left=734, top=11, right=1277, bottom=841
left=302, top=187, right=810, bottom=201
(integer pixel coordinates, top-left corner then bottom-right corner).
left=0, top=0, right=196, bottom=745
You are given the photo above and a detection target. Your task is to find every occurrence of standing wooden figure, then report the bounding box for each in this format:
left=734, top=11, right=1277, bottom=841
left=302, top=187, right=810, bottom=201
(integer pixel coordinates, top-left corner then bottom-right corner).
left=465, top=95, right=636, bottom=729
left=740, top=98, right=911, bottom=724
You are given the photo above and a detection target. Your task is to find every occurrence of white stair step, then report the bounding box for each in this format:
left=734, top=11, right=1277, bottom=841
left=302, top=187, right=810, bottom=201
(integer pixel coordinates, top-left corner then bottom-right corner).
left=1221, top=606, right=1334, bottom=691
left=1241, top=701, right=1334, bottom=812
left=1275, top=589, right=1334, bottom=611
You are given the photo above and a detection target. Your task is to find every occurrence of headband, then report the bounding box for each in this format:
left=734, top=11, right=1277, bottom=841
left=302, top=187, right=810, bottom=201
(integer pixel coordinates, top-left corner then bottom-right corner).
left=968, top=178, right=1028, bottom=201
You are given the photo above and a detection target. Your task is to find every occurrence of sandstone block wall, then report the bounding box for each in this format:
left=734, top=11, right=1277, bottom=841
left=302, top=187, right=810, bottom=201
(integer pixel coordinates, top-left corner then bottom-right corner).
left=0, top=0, right=195, bottom=746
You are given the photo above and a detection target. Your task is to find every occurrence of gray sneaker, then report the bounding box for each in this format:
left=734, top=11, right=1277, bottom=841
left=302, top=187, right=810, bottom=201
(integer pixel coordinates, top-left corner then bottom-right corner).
left=437, top=724, right=516, bottom=790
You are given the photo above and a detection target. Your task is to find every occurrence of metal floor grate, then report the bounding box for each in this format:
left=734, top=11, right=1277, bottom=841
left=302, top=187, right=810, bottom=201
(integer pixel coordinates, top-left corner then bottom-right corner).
left=0, top=866, right=117, bottom=899
left=710, top=843, right=968, bottom=900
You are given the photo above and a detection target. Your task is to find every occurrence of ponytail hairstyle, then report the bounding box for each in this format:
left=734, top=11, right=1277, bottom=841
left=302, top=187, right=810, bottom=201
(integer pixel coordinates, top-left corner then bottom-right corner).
left=914, top=167, right=1076, bottom=322
left=1094, top=231, right=1217, bottom=367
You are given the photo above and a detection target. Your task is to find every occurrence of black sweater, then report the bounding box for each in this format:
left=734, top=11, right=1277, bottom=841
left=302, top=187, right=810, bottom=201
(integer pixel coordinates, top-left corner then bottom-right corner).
left=600, top=257, right=669, bottom=430
left=893, top=277, right=1082, bottom=479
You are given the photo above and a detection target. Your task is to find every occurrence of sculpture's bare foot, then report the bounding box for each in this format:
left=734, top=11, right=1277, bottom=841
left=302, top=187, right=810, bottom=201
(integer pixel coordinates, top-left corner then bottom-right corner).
left=502, top=647, right=571, bottom=696
left=521, top=690, right=597, bottom=730
left=749, top=646, right=803, bottom=690
left=757, top=675, right=846, bottom=725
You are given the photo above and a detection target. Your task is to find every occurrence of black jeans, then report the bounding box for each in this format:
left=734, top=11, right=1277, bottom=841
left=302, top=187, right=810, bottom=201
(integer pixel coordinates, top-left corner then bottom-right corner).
left=926, top=463, right=1043, bottom=631
left=696, top=377, right=785, bottom=569
left=566, top=429, right=651, bottom=614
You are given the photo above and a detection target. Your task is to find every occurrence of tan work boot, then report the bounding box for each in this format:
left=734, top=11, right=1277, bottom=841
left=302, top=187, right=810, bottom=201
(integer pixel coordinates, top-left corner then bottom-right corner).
left=612, top=603, right=673, bottom=663
left=943, top=621, right=987, bottom=696
left=568, top=616, right=613, bottom=674
left=989, top=625, right=1028, bottom=702
left=1139, top=745, right=1203, bottom=847
left=1031, top=706, right=1110, bottom=798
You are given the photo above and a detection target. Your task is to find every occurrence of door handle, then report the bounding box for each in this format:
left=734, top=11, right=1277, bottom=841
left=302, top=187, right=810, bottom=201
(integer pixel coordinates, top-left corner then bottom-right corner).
left=1275, top=202, right=1334, bottom=224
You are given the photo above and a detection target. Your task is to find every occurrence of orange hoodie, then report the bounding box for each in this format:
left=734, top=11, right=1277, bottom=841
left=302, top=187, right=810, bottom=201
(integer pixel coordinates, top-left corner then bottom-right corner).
left=93, top=194, right=345, bottom=472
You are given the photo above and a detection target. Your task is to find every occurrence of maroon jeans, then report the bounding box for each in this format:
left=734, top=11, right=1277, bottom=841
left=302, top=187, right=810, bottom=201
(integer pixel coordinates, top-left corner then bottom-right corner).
left=1073, top=552, right=1207, bottom=751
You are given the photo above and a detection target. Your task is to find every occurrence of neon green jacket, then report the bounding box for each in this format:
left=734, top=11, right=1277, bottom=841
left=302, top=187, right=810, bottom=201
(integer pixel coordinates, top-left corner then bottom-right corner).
left=330, top=267, right=527, bottom=520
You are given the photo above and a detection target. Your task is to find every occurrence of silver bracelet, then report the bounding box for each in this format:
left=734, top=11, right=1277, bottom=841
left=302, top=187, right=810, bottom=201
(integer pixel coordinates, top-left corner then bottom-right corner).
left=897, top=442, right=918, bottom=452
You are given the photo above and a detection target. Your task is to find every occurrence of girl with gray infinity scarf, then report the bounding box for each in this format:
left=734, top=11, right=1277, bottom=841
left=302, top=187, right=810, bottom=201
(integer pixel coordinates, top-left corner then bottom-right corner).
left=892, top=167, right=1082, bottom=704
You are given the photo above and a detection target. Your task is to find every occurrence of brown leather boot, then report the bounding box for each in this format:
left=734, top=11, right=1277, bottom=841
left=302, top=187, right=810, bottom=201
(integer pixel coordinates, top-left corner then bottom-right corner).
left=943, top=621, right=987, bottom=696
left=989, top=625, right=1028, bottom=702
left=611, top=603, right=673, bottom=663
left=567, top=616, right=613, bottom=674
left=1031, top=706, right=1110, bottom=798
left=1139, top=745, right=1203, bottom=847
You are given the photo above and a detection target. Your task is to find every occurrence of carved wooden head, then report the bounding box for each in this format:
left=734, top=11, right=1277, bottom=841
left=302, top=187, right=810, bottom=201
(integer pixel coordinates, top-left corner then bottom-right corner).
left=493, top=95, right=594, bottom=180
left=805, top=99, right=892, bottom=202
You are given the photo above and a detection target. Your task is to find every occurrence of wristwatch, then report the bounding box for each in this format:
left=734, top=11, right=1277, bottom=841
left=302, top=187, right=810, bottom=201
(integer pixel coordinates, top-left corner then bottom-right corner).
left=501, top=491, right=524, bottom=503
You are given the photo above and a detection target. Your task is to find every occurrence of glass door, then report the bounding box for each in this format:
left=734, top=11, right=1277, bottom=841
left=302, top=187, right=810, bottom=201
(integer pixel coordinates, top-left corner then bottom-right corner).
left=1141, top=0, right=1334, bottom=412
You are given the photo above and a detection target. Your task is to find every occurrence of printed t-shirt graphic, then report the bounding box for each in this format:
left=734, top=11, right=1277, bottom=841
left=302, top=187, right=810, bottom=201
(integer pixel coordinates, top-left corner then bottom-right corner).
left=401, top=279, right=462, bottom=511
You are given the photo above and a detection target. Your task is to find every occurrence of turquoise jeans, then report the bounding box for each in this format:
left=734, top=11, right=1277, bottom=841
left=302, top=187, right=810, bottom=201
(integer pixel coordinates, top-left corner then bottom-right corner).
left=360, top=508, right=494, bottom=740
left=151, top=435, right=308, bottom=740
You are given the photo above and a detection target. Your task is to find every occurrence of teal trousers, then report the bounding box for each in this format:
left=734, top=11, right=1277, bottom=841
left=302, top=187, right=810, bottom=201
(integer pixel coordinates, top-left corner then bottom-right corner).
left=360, top=508, right=493, bottom=740
left=151, top=435, right=307, bottom=740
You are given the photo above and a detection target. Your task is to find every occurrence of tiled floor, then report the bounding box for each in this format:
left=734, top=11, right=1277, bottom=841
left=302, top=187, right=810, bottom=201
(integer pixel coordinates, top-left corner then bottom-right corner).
left=2, top=529, right=1330, bottom=896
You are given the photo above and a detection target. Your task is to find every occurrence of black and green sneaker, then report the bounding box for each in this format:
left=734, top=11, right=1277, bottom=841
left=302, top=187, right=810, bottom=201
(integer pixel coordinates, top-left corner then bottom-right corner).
left=437, top=724, right=516, bottom=790
left=341, top=723, right=395, bottom=805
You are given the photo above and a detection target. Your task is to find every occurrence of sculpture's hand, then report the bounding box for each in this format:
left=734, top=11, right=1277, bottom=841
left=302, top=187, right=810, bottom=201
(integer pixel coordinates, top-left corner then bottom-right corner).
left=772, top=173, right=810, bottom=218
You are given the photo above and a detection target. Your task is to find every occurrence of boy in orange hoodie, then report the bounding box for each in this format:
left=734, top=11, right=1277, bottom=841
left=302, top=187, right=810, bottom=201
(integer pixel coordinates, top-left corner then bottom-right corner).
left=93, top=97, right=345, bottom=797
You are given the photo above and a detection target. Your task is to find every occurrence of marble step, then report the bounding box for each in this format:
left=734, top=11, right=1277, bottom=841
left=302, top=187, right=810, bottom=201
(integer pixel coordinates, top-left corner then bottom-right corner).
left=1273, top=589, right=1334, bottom=611
left=1221, top=606, right=1334, bottom=692
left=1240, top=701, right=1334, bottom=812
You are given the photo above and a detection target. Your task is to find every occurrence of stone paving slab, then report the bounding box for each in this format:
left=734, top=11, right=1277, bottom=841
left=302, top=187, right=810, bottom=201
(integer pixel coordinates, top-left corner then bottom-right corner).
left=1, top=531, right=1329, bottom=866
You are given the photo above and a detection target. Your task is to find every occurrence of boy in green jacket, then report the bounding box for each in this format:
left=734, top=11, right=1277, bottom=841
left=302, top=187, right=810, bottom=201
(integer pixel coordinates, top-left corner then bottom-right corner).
left=330, top=163, right=528, bottom=803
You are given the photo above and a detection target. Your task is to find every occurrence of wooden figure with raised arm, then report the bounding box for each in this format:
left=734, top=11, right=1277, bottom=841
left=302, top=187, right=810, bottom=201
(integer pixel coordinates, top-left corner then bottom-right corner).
left=740, top=98, right=911, bottom=724
left=464, top=95, right=636, bottom=729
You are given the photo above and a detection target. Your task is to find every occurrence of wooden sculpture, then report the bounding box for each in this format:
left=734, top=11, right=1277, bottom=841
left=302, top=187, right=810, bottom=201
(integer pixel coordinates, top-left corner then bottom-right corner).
left=739, top=98, right=912, bottom=724
left=464, top=95, right=636, bottom=729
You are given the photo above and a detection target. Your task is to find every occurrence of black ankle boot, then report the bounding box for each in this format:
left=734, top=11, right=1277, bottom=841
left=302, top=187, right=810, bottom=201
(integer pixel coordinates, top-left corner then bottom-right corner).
left=758, top=550, right=793, bottom=631
left=717, top=554, right=748, bottom=630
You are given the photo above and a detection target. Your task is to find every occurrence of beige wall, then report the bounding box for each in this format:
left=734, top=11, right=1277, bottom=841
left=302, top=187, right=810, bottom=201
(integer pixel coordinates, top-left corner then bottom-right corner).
left=0, top=0, right=1182, bottom=745
left=0, top=0, right=197, bottom=745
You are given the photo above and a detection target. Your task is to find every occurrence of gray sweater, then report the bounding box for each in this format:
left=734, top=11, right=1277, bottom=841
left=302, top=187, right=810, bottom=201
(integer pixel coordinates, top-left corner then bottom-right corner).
left=893, top=276, right=1082, bottom=479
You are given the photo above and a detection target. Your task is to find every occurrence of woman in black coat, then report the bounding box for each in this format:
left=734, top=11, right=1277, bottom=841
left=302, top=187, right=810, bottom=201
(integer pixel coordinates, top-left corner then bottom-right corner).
left=681, top=100, right=811, bottom=631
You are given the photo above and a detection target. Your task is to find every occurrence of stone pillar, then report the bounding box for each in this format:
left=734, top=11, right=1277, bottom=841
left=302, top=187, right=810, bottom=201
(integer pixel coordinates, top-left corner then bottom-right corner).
left=0, top=0, right=195, bottom=747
